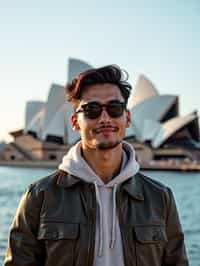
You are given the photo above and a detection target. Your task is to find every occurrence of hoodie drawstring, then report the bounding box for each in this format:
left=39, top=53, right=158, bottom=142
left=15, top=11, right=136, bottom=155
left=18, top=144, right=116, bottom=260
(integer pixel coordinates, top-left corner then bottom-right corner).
left=110, top=183, right=117, bottom=249
left=94, top=181, right=118, bottom=256
left=94, top=181, right=103, bottom=256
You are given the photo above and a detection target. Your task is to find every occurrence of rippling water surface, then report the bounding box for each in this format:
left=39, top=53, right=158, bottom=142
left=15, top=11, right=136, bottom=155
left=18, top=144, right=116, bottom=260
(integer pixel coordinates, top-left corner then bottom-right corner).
left=0, top=167, right=199, bottom=265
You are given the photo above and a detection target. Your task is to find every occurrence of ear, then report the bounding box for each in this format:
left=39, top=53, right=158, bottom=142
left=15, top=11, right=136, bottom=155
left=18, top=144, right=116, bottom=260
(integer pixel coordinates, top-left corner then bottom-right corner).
left=125, top=110, right=131, bottom=128
left=71, top=114, right=80, bottom=131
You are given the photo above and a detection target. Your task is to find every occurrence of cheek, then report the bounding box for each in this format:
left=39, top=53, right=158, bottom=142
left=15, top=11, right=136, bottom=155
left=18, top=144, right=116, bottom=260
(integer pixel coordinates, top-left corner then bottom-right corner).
left=119, top=116, right=128, bottom=127
left=78, top=118, right=96, bottom=133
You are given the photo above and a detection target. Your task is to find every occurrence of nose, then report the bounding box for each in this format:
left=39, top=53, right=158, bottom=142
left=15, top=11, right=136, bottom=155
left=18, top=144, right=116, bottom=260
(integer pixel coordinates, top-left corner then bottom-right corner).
left=99, top=107, right=111, bottom=121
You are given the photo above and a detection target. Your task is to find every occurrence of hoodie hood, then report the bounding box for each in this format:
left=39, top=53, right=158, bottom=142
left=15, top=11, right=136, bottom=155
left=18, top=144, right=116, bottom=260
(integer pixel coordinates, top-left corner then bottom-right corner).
left=59, top=140, right=140, bottom=186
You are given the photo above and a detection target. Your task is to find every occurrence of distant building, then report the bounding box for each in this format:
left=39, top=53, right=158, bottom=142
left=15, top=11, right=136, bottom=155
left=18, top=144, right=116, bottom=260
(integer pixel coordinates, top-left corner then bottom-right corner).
left=0, top=58, right=200, bottom=166
left=126, top=75, right=200, bottom=155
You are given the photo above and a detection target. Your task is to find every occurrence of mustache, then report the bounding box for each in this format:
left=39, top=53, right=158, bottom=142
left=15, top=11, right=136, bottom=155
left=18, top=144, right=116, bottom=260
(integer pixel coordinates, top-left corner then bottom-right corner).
left=93, top=125, right=118, bottom=133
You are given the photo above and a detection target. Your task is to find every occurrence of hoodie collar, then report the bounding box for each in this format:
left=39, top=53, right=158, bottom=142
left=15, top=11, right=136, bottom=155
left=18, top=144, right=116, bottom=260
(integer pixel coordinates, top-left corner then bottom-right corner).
left=58, top=140, right=140, bottom=187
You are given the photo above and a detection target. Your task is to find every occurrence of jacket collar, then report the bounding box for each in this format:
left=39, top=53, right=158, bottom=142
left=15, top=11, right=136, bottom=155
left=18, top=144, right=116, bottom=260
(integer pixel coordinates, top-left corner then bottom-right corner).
left=56, top=170, right=144, bottom=201
left=56, top=170, right=82, bottom=187
left=121, top=173, right=144, bottom=201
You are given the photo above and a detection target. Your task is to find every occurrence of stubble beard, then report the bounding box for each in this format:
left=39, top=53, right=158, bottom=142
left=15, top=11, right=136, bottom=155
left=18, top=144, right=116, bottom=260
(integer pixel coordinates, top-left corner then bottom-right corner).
left=93, top=126, right=122, bottom=150
left=96, top=140, right=121, bottom=150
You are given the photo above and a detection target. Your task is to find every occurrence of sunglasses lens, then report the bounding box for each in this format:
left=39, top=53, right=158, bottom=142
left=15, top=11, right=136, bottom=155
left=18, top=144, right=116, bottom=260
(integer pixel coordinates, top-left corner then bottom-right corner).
left=84, top=103, right=102, bottom=119
left=107, top=102, right=124, bottom=118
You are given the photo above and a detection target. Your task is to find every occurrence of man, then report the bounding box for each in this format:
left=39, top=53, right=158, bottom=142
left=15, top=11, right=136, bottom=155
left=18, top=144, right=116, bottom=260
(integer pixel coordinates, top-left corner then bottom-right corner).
left=4, top=65, right=188, bottom=266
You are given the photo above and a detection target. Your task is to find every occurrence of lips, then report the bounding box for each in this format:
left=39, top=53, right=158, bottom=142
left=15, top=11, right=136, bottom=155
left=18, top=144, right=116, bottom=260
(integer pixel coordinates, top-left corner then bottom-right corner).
left=93, top=125, right=118, bottom=134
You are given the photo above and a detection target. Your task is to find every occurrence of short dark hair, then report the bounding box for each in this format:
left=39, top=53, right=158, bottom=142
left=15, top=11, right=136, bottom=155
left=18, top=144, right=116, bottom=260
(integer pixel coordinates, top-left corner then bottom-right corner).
left=65, top=65, right=132, bottom=110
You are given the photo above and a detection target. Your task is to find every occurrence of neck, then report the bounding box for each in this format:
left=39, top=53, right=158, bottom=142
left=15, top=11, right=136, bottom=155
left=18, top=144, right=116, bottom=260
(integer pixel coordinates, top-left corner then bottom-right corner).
left=82, top=144, right=123, bottom=183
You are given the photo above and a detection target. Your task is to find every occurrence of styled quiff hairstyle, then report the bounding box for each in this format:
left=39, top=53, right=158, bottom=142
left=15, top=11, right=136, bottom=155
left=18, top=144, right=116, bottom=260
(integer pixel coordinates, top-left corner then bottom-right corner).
left=65, top=65, right=132, bottom=111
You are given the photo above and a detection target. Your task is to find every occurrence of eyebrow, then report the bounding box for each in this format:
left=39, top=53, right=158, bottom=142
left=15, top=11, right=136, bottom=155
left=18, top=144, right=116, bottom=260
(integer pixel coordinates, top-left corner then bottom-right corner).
left=81, top=99, right=125, bottom=105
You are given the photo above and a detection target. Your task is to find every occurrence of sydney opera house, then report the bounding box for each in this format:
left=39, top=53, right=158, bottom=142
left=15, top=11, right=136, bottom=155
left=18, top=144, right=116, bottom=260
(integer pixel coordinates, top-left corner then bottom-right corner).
left=1, top=58, right=200, bottom=169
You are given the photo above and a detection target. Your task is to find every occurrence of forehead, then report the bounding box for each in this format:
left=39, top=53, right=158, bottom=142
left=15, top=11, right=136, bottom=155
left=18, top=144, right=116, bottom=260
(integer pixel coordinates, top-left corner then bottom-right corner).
left=80, top=83, right=123, bottom=103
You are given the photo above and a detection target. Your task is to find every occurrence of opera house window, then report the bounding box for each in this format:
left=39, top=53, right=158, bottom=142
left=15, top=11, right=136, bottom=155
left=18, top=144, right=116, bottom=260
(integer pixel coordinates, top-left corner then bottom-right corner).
left=10, top=155, right=16, bottom=160
left=49, top=154, right=57, bottom=160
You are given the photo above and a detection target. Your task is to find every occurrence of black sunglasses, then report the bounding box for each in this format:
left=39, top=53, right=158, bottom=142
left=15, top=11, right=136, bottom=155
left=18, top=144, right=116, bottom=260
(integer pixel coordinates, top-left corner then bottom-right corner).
left=75, top=100, right=127, bottom=119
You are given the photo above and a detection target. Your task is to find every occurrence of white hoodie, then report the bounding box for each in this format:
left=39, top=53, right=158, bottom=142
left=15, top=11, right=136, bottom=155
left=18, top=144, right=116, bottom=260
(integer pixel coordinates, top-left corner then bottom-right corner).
left=59, top=140, right=139, bottom=266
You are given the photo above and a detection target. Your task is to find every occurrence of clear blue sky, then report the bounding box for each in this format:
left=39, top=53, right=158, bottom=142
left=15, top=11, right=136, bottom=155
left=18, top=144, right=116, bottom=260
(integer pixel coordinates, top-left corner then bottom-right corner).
left=0, top=0, right=200, bottom=142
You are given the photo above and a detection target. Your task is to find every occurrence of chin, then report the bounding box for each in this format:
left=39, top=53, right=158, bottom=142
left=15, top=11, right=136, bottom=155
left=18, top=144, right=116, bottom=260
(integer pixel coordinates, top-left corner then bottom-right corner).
left=96, top=140, right=121, bottom=150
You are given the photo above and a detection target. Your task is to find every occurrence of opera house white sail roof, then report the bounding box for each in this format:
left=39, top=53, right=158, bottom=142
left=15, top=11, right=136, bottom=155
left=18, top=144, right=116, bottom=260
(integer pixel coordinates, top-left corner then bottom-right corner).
left=152, top=112, right=199, bottom=148
left=23, top=60, right=199, bottom=148
left=127, top=95, right=179, bottom=141
left=25, top=101, right=45, bottom=129
left=41, top=83, right=66, bottom=141
left=24, top=109, right=45, bottom=138
left=24, top=101, right=45, bottom=138
left=68, top=58, right=92, bottom=81
left=128, top=74, right=159, bottom=109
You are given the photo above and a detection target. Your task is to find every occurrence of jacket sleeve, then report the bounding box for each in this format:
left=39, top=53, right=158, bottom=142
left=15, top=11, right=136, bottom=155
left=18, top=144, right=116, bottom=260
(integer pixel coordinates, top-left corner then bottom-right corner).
left=163, top=187, right=189, bottom=266
left=4, top=184, right=45, bottom=266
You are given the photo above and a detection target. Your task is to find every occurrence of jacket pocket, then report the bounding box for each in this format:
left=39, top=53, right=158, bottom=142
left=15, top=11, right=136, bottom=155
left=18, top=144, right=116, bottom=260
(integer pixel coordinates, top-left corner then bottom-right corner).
left=37, top=222, right=79, bottom=240
left=134, top=224, right=167, bottom=244
left=134, top=225, right=167, bottom=266
left=37, top=222, right=79, bottom=265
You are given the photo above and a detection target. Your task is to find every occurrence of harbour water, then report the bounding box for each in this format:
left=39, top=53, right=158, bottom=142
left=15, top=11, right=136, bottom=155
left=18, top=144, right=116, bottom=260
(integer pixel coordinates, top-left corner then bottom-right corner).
left=0, top=166, right=199, bottom=265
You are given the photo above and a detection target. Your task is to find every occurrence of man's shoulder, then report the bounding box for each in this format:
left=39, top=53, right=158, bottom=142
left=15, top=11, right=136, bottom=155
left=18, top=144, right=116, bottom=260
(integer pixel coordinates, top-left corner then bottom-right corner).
left=28, top=170, right=69, bottom=192
left=134, top=172, right=170, bottom=196
left=137, top=172, right=167, bottom=189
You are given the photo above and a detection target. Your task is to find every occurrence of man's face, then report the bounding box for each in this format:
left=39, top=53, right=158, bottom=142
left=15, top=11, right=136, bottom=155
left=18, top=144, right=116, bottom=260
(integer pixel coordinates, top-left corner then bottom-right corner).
left=71, top=83, right=131, bottom=151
